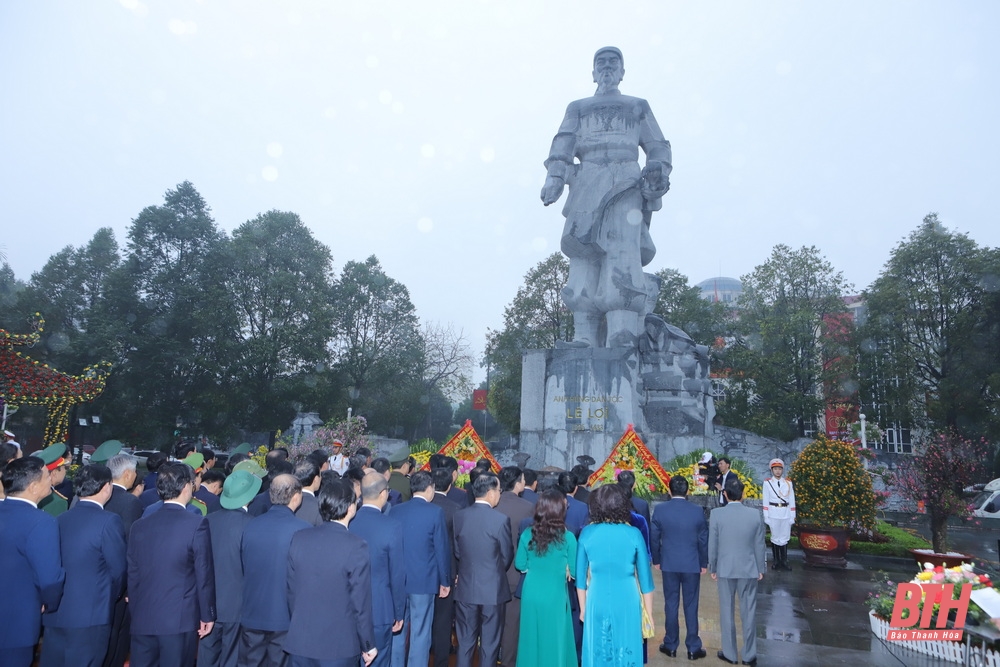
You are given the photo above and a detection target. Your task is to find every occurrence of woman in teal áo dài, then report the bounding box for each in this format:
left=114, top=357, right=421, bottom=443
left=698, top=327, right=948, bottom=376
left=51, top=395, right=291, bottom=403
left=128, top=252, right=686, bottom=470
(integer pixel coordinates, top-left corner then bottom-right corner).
left=576, top=484, right=655, bottom=667
left=515, top=489, right=578, bottom=667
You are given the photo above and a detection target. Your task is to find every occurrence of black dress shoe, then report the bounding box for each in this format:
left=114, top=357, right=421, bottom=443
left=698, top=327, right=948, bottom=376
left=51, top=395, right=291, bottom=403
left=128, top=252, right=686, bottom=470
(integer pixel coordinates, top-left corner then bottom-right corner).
left=742, top=659, right=757, bottom=666
left=717, top=651, right=738, bottom=664
left=658, top=644, right=677, bottom=657
left=688, top=648, right=707, bottom=660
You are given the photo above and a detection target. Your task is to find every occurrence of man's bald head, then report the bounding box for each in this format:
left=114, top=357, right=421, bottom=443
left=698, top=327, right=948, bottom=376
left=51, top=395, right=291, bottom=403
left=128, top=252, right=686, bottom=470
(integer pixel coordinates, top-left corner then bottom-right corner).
left=269, top=473, right=303, bottom=506
left=361, top=471, right=389, bottom=507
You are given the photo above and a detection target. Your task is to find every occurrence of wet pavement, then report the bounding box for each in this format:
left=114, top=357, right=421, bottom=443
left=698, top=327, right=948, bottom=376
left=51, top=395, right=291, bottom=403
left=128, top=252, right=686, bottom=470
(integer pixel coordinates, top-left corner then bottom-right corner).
left=642, top=510, right=1000, bottom=667
left=645, top=553, right=955, bottom=667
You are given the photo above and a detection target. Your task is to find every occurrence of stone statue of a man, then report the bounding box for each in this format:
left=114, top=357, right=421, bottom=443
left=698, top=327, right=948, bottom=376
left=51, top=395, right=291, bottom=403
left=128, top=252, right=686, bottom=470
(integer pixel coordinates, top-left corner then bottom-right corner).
left=542, top=47, right=672, bottom=348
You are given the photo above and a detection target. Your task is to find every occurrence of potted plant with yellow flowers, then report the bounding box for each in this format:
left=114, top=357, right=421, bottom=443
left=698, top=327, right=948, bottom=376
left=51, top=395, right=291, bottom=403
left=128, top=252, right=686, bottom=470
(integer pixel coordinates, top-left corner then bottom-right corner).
left=790, top=434, right=877, bottom=568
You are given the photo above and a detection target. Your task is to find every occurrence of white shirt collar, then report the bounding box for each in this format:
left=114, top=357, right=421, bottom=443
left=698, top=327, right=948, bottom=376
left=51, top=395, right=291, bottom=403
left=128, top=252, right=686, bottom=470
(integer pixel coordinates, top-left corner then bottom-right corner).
left=6, top=496, right=38, bottom=508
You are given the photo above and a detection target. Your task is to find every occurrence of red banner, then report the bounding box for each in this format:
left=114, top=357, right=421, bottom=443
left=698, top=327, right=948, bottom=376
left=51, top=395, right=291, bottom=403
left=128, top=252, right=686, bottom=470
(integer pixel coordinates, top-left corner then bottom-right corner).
left=472, top=389, right=488, bottom=411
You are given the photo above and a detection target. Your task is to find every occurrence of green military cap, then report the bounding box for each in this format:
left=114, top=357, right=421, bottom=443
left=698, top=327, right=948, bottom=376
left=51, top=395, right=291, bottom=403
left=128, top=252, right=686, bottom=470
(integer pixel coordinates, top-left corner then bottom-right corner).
left=231, top=442, right=253, bottom=455
left=182, top=452, right=205, bottom=472
left=388, top=445, right=411, bottom=465
left=232, top=459, right=267, bottom=479
left=91, top=439, right=123, bottom=464
left=221, top=470, right=263, bottom=510
left=33, top=443, right=68, bottom=470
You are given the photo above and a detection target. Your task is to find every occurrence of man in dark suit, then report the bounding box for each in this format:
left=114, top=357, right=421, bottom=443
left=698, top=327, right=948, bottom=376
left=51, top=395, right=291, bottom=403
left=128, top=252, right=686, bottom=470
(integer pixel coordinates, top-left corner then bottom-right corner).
left=286, top=479, right=378, bottom=667
left=138, top=452, right=168, bottom=509
left=371, top=457, right=403, bottom=507
left=293, top=459, right=323, bottom=526
left=557, top=471, right=590, bottom=536
left=429, top=468, right=462, bottom=667
left=41, top=465, right=127, bottom=667
left=102, top=452, right=144, bottom=667
left=495, top=467, right=534, bottom=667
left=714, top=457, right=734, bottom=507
left=386, top=470, right=452, bottom=667
left=617, top=469, right=651, bottom=526
left=570, top=463, right=592, bottom=503
left=199, top=470, right=261, bottom=667
left=196, top=469, right=225, bottom=514
left=127, top=462, right=216, bottom=667
left=452, top=473, right=514, bottom=667
left=0, top=457, right=66, bottom=667
left=349, top=472, right=405, bottom=667
left=519, top=468, right=539, bottom=503
left=709, top=477, right=766, bottom=666
left=439, top=457, right=468, bottom=507
left=240, top=473, right=309, bottom=667
left=650, top=476, right=708, bottom=660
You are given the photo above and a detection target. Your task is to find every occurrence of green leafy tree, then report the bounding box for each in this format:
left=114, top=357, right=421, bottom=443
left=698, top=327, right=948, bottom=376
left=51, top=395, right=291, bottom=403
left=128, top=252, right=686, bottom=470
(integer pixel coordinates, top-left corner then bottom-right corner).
left=651, top=268, right=730, bottom=346
left=331, top=255, right=425, bottom=436
left=861, top=214, right=1000, bottom=439
left=227, top=210, right=338, bottom=434
left=485, top=253, right=572, bottom=435
left=718, top=244, right=854, bottom=440
left=105, top=181, right=238, bottom=446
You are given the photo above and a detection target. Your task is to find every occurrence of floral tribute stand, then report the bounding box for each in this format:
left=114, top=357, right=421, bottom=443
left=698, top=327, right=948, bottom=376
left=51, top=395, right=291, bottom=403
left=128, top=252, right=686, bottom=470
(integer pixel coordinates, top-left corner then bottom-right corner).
left=586, top=424, right=671, bottom=500
left=426, top=420, right=501, bottom=474
left=868, top=563, right=1000, bottom=665
left=1, top=314, right=110, bottom=444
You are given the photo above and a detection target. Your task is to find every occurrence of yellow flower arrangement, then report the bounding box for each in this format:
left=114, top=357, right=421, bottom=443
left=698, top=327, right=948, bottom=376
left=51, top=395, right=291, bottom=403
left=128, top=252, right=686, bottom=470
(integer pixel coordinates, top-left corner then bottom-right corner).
left=662, top=453, right=761, bottom=499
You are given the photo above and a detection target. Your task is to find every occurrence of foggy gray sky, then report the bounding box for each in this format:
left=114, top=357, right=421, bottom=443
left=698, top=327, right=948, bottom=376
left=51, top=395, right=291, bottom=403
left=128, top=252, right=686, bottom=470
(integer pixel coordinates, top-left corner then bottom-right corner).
left=2, top=1, right=997, bottom=379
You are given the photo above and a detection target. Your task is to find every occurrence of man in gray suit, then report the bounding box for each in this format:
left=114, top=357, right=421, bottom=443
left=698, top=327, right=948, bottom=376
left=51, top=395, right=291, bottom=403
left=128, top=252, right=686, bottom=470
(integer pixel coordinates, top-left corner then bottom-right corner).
left=708, top=477, right=765, bottom=666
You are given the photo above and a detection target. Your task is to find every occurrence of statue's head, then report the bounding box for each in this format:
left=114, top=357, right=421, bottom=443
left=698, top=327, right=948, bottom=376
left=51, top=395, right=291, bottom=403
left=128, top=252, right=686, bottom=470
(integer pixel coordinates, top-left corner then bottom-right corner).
left=593, top=47, right=624, bottom=88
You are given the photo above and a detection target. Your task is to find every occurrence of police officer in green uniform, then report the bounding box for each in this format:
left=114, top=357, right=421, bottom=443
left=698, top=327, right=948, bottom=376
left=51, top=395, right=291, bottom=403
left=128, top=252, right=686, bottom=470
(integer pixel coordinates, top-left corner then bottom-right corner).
left=34, top=442, right=69, bottom=516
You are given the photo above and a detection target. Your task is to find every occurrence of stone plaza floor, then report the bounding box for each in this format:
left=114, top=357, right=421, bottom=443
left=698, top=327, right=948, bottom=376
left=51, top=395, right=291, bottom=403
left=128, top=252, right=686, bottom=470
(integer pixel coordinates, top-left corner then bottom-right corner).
left=645, top=551, right=957, bottom=667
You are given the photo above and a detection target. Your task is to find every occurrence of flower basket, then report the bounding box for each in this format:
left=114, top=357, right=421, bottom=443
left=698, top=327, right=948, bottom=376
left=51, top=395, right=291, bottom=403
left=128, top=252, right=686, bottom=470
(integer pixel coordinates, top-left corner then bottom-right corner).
left=796, top=525, right=849, bottom=568
left=909, top=549, right=975, bottom=570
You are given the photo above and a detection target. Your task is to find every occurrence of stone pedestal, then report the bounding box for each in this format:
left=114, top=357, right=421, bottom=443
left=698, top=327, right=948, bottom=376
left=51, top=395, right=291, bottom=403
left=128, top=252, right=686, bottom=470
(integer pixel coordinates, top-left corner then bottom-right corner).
left=520, top=346, right=714, bottom=469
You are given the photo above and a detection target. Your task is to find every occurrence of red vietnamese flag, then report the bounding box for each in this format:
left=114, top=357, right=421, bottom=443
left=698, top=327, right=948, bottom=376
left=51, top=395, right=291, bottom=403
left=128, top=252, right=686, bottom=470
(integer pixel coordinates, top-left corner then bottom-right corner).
left=472, top=389, right=488, bottom=411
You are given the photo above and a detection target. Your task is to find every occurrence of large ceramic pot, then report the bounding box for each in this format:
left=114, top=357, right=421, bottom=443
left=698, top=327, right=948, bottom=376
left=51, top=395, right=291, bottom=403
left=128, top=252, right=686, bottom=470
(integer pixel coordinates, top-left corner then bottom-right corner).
left=797, top=525, right=850, bottom=568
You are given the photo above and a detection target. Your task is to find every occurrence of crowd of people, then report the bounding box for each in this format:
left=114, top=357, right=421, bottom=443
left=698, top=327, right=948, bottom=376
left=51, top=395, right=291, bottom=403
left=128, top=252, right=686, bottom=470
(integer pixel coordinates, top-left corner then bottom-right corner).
left=0, top=434, right=789, bottom=667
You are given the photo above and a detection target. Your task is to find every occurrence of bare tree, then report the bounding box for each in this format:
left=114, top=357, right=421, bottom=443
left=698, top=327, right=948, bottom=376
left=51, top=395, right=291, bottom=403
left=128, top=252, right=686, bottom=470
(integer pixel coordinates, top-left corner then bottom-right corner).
left=420, top=322, right=475, bottom=403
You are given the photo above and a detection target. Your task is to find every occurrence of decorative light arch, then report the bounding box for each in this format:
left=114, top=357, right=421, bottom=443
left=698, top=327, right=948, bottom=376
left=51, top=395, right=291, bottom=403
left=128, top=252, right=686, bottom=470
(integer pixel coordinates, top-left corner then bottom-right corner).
left=1, top=314, right=111, bottom=444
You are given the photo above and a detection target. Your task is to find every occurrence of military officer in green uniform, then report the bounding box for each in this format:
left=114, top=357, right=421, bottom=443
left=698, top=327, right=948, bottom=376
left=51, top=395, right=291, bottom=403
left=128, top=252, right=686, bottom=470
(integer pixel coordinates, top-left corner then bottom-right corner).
left=182, top=452, right=209, bottom=516
left=388, top=445, right=414, bottom=503
left=34, top=442, right=69, bottom=516
left=90, top=439, right=124, bottom=465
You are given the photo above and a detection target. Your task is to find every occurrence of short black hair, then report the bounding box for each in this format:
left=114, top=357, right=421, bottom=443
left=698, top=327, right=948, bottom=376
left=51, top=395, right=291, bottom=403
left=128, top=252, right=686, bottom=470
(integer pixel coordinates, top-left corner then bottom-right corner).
left=343, top=467, right=365, bottom=484
left=431, top=467, right=452, bottom=493
left=429, top=453, right=447, bottom=470
left=571, top=464, right=590, bottom=487
left=443, top=456, right=459, bottom=473
left=617, top=470, right=636, bottom=492
left=409, top=470, right=434, bottom=495
left=724, top=476, right=744, bottom=501
left=307, top=449, right=329, bottom=469
left=265, top=448, right=289, bottom=470
left=718, top=456, right=732, bottom=466
left=74, top=464, right=112, bottom=498
left=294, top=459, right=320, bottom=487
left=499, top=466, right=523, bottom=493
left=371, top=457, right=391, bottom=474
left=348, top=453, right=367, bottom=471
left=202, top=469, right=226, bottom=486
left=225, top=453, right=250, bottom=475
left=156, top=462, right=194, bottom=501
left=269, top=460, right=295, bottom=477
left=320, top=469, right=341, bottom=485
left=669, top=476, right=689, bottom=496
left=472, top=472, right=500, bottom=498
left=146, top=451, right=168, bottom=472
left=318, top=478, right=356, bottom=521
left=202, top=447, right=215, bottom=463
left=355, top=447, right=372, bottom=459
left=2, top=457, right=45, bottom=495
left=175, top=442, right=196, bottom=460
left=522, top=468, right=538, bottom=486
left=556, top=471, right=578, bottom=495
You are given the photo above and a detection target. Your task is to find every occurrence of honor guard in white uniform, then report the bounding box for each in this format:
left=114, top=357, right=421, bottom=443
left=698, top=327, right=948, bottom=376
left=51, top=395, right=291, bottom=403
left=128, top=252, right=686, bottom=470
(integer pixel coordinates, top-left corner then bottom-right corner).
left=762, top=458, right=795, bottom=570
